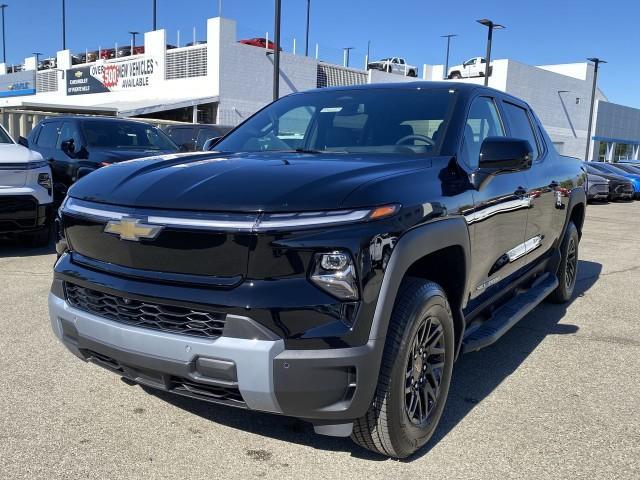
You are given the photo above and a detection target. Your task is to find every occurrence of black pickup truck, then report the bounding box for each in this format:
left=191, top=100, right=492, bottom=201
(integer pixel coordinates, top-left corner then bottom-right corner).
left=49, top=83, right=586, bottom=458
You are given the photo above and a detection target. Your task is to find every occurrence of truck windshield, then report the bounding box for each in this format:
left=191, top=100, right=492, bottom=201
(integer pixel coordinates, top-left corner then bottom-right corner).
left=82, top=120, right=178, bottom=151
left=0, top=127, right=13, bottom=144
left=215, top=88, right=456, bottom=156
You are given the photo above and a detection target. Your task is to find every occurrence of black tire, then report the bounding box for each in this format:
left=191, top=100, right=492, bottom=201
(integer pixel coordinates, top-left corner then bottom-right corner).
left=352, top=278, right=455, bottom=458
left=408, top=69, right=417, bottom=78
left=451, top=72, right=462, bottom=79
left=21, top=226, right=51, bottom=248
left=548, top=221, right=579, bottom=303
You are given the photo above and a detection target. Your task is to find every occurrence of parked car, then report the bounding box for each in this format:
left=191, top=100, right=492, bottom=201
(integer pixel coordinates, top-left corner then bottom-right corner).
left=50, top=82, right=586, bottom=459
left=238, top=37, right=281, bottom=50
left=165, top=124, right=233, bottom=151
left=583, top=164, right=634, bottom=201
left=586, top=162, right=640, bottom=199
left=585, top=173, right=609, bottom=202
left=114, top=45, right=145, bottom=58
left=0, top=123, right=52, bottom=246
left=367, top=57, right=418, bottom=77
left=611, top=162, right=640, bottom=176
left=448, top=57, right=489, bottom=79
left=25, top=117, right=179, bottom=204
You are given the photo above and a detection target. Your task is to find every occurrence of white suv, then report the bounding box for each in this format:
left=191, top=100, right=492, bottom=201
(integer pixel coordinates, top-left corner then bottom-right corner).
left=0, top=124, right=53, bottom=246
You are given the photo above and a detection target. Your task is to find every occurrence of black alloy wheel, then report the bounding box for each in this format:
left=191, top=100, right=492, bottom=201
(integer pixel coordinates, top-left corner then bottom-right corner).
left=404, top=315, right=445, bottom=426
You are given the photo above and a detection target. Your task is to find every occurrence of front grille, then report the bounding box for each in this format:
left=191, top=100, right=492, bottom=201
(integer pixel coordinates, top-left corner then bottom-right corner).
left=0, top=196, right=37, bottom=215
left=65, top=283, right=227, bottom=338
left=613, top=183, right=633, bottom=194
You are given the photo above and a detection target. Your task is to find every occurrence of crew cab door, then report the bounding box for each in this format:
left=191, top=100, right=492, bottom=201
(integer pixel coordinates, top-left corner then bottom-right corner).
left=501, top=100, right=561, bottom=264
left=462, top=96, right=529, bottom=300
left=462, top=58, right=475, bottom=77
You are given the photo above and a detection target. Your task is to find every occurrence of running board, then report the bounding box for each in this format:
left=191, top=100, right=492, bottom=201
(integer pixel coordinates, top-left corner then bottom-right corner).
left=462, top=273, right=559, bottom=353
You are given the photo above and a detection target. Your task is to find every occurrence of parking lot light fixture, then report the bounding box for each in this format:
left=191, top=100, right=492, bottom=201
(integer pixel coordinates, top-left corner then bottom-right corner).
left=585, top=58, right=606, bottom=161
left=305, top=0, right=310, bottom=57
left=342, top=47, right=354, bottom=67
left=273, top=0, right=281, bottom=101
left=62, top=0, right=66, bottom=50
left=0, top=4, right=7, bottom=64
left=441, top=33, right=457, bottom=80
left=152, top=0, right=157, bottom=31
left=129, top=31, right=139, bottom=48
left=476, top=19, right=505, bottom=86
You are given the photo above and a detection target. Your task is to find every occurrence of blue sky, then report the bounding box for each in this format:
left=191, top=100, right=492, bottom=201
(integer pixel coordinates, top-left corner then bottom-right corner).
left=5, top=0, right=639, bottom=106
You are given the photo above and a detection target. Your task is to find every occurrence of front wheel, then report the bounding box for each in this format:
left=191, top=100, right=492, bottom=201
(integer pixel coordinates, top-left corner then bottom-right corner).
left=548, top=221, right=579, bottom=303
left=351, top=279, right=455, bottom=458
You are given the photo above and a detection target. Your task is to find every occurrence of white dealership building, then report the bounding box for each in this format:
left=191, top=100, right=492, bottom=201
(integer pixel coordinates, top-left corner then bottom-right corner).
left=0, top=16, right=638, bottom=161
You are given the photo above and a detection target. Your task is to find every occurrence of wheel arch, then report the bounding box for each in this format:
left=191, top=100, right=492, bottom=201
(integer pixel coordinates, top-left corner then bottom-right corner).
left=369, top=217, right=471, bottom=359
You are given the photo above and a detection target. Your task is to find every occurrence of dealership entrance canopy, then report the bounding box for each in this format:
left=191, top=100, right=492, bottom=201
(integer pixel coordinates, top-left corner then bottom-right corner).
left=0, top=16, right=639, bottom=161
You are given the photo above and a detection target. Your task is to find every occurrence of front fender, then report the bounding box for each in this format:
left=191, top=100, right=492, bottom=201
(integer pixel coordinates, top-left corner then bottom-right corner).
left=368, top=217, right=471, bottom=343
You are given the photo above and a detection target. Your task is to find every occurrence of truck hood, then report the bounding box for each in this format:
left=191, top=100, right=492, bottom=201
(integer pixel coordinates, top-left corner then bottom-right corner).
left=0, top=143, right=44, bottom=164
left=68, top=151, right=430, bottom=212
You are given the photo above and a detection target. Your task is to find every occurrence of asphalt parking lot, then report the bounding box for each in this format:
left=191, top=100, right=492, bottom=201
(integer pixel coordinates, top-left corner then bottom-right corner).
left=1, top=201, right=639, bottom=479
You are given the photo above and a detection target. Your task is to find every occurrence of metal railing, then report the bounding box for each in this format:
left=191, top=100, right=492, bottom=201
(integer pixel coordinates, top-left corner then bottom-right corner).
left=166, top=45, right=208, bottom=80
left=36, top=70, right=59, bottom=93
left=317, top=63, right=367, bottom=88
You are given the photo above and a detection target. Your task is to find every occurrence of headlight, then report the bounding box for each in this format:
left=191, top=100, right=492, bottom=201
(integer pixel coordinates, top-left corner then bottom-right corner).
left=37, top=172, right=52, bottom=191
left=310, top=251, right=359, bottom=300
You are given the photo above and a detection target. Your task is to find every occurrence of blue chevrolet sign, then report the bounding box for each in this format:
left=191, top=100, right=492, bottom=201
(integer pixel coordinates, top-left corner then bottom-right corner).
left=0, top=70, right=36, bottom=98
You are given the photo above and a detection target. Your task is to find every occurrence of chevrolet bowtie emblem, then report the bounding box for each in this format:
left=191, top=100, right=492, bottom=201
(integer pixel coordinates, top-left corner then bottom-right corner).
left=103, top=217, right=163, bottom=241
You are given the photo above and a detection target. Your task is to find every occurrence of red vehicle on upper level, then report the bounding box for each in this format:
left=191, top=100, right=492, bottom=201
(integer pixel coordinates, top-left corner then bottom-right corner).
left=238, top=37, right=282, bottom=51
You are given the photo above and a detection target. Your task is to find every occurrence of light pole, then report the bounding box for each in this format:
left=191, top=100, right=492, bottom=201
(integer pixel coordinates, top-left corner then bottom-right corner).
left=0, top=4, right=7, bottom=64
left=129, top=31, right=139, bottom=48
left=477, top=19, right=504, bottom=86
left=441, top=34, right=457, bottom=80
left=342, top=47, right=354, bottom=67
left=304, top=0, right=310, bottom=57
left=33, top=52, right=42, bottom=69
left=62, top=0, right=66, bottom=50
left=218, top=0, right=222, bottom=17
left=585, top=58, right=606, bottom=161
left=152, top=0, right=157, bottom=31
left=272, top=0, right=281, bottom=100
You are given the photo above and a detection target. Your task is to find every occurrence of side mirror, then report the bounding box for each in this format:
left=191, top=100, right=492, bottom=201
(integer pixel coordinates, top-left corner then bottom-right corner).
left=18, top=136, right=29, bottom=148
left=479, top=137, right=533, bottom=172
left=203, top=136, right=222, bottom=151
left=60, top=139, right=76, bottom=156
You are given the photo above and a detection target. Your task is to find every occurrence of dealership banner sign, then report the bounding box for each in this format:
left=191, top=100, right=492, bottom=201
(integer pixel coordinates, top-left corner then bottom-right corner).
left=67, top=57, right=156, bottom=95
left=0, top=71, right=36, bottom=98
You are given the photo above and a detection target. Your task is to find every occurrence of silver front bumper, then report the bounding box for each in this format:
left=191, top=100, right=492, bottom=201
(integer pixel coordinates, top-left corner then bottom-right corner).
left=49, top=293, right=284, bottom=413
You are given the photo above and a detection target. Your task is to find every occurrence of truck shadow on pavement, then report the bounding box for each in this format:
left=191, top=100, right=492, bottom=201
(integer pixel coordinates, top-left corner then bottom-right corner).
left=0, top=238, right=55, bottom=258
left=145, top=259, right=602, bottom=462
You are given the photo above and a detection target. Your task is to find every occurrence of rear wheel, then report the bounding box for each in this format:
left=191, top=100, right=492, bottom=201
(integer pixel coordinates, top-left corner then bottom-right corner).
left=351, top=279, right=454, bottom=458
left=548, top=221, right=579, bottom=303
